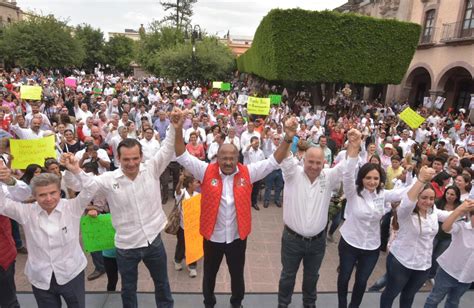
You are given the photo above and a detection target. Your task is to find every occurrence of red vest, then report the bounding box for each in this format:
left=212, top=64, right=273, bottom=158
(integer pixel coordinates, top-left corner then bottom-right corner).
left=0, top=216, right=17, bottom=270
left=200, top=163, right=252, bottom=240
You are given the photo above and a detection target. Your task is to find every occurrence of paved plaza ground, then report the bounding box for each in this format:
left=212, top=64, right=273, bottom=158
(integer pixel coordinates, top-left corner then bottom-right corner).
left=15, top=199, right=428, bottom=294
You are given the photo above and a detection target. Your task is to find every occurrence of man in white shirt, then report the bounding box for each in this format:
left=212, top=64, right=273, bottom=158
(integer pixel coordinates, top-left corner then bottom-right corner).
left=240, top=122, right=260, bottom=153
left=184, top=117, right=206, bottom=144
left=243, top=136, right=266, bottom=210
left=398, top=130, right=415, bottom=157
left=277, top=133, right=357, bottom=308
left=174, top=116, right=297, bottom=308
left=71, top=108, right=183, bottom=308
left=74, top=101, right=93, bottom=123
left=0, top=157, right=95, bottom=308
left=10, top=117, right=45, bottom=140
left=140, top=127, right=161, bottom=162
left=207, top=132, right=225, bottom=163
left=262, top=133, right=284, bottom=208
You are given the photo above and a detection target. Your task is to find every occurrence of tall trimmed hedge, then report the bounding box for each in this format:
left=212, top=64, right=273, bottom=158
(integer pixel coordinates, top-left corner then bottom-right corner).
left=237, top=9, right=421, bottom=84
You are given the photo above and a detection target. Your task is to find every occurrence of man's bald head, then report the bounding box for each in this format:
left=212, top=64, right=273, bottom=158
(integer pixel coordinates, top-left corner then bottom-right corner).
left=303, top=146, right=326, bottom=182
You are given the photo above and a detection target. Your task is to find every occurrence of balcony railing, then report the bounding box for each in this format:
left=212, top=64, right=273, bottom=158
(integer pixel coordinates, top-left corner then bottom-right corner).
left=441, top=21, right=474, bottom=42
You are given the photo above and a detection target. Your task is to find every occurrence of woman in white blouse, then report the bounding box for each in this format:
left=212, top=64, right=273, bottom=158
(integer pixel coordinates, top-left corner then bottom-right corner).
left=338, top=129, right=408, bottom=308
left=424, top=200, right=474, bottom=308
left=380, top=166, right=452, bottom=308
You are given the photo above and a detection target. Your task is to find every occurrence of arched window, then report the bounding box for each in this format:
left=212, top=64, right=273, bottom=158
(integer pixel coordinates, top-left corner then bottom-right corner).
left=462, top=0, right=474, bottom=37
left=422, top=10, right=436, bottom=43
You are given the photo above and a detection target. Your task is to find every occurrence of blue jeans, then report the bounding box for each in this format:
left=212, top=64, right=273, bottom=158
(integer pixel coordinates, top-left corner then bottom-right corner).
left=264, top=169, right=283, bottom=203
left=381, top=252, right=429, bottom=308
left=278, top=227, right=326, bottom=307
left=429, top=237, right=451, bottom=279
left=424, top=267, right=471, bottom=308
left=116, top=234, right=173, bottom=308
left=337, top=237, right=380, bottom=308
left=328, top=211, right=343, bottom=236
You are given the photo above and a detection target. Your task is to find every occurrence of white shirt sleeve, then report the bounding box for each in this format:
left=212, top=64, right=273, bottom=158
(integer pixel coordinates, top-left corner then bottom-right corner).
left=149, top=125, right=176, bottom=177
left=280, top=154, right=297, bottom=182
left=248, top=154, right=279, bottom=183
left=176, top=151, right=208, bottom=182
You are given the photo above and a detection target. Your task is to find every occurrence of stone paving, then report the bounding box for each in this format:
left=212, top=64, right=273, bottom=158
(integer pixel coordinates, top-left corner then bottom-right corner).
left=14, top=199, right=425, bottom=294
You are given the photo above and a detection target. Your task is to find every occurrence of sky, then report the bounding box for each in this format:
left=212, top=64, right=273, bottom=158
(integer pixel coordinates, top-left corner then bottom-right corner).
left=18, top=0, right=347, bottom=39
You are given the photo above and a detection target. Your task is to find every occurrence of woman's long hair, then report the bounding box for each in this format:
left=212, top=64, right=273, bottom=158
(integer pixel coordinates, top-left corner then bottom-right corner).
left=20, top=164, right=46, bottom=185
left=435, top=185, right=462, bottom=210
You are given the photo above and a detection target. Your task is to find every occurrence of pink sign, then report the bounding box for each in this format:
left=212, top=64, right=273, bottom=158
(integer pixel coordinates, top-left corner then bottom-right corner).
left=65, top=77, right=77, bottom=88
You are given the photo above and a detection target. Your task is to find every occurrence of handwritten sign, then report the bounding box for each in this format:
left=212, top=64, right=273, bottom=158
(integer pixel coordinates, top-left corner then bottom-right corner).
left=247, top=97, right=270, bottom=115
left=220, top=82, right=231, bottom=91
left=399, top=107, right=426, bottom=129
left=212, top=81, right=223, bottom=89
left=183, top=194, right=203, bottom=265
left=20, top=85, right=42, bottom=100
left=9, top=135, right=56, bottom=169
left=269, top=94, right=282, bottom=105
left=80, top=214, right=116, bottom=253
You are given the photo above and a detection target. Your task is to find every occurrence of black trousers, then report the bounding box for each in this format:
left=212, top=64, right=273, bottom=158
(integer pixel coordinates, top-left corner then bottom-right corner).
left=160, top=161, right=181, bottom=201
left=175, top=227, right=197, bottom=269
left=0, top=261, right=19, bottom=308
left=203, top=239, right=247, bottom=307
left=32, top=271, right=85, bottom=308
left=251, top=180, right=261, bottom=206
left=103, top=257, right=118, bottom=292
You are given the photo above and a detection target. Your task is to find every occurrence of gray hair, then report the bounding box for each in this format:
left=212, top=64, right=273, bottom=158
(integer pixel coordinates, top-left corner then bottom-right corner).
left=30, top=173, right=61, bottom=195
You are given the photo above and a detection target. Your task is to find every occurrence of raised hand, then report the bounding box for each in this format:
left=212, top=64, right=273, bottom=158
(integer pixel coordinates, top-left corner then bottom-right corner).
left=170, top=107, right=185, bottom=129
left=284, top=117, right=298, bottom=139
left=347, top=128, right=362, bottom=148
left=60, top=153, right=81, bottom=174
left=0, top=160, right=14, bottom=185
left=418, top=166, right=436, bottom=184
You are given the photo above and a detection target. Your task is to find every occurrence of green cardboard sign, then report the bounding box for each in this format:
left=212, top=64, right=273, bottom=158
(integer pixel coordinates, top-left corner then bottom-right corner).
left=269, top=94, right=282, bottom=105
left=80, top=214, right=116, bottom=253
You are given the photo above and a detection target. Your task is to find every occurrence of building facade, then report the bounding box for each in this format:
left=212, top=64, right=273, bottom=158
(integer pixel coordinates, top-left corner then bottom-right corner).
left=0, top=0, right=22, bottom=26
left=336, top=0, right=474, bottom=111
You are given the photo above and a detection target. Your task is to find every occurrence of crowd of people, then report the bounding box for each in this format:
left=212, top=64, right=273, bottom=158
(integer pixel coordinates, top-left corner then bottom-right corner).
left=0, top=68, right=473, bottom=308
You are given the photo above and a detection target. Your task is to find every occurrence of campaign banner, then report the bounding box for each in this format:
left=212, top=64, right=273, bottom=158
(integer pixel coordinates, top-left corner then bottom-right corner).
left=65, top=77, right=77, bottom=88
left=399, top=107, right=426, bottom=129
left=10, top=135, right=56, bottom=169
left=212, top=81, right=223, bottom=89
left=183, top=194, right=203, bottom=265
left=247, top=97, right=271, bottom=115
left=20, top=85, right=42, bottom=100
left=80, top=214, right=116, bottom=253
left=434, top=96, right=446, bottom=110
left=220, top=83, right=231, bottom=91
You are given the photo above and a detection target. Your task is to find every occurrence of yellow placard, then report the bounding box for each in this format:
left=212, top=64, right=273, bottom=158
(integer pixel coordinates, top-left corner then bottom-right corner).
left=212, top=81, right=223, bottom=89
left=183, top=194, right=203, bottom=265
left=20, top=85, right=43, bottom=100
left=247, top=97, right=270, bottom=115
left=399, top=107, right=426, bottom=129
left=10, top=135, right=56, bottom=169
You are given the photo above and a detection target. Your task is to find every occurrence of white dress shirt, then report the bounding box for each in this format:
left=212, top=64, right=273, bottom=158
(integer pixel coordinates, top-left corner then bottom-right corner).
left=437, top=221, right=474, bottom=283
left=280, top=154, right=344, bottom=237
left=340, top=157, right=408, bottom=250
left=242, top=147, right=265, bottom=165
left=224, top=136, right=241, bottom=151
left=207, top=142, right=219, bottom=163
left=140, top=138, right=161, bottom=162
left=184, top=127, right=206, bottom=144
left=1, top=179, right=31, bottom=202
left=74, top=148, right=111, bottom=175
left=80, top=127, right=176, bottom=249
left=240, top=131, right=260, bottom=152
left=0, top=177, right=95, bottom=290
left=10, top=124, right=45, bottom=140
left=176, top=150, right=279, bottom=243
left=390, top=196, right=451, bottom=270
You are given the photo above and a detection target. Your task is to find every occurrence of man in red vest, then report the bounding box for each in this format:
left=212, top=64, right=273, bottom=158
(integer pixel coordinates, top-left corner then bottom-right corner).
left=175, top=114, right=298, bottom=308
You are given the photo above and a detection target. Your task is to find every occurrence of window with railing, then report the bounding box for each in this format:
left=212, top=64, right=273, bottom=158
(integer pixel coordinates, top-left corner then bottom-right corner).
left=421, top=9, right=436, bottom=43
left=462, top=0, right=474, bottom=37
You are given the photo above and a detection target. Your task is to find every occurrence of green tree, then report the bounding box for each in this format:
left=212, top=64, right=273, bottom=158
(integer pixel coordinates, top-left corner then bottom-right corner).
left=160, top=0, right=197, bottom=30
left=156, top=37, right=235, bottom=81
left=0, top=14, right=85, bottom=68
left=75, top=24, right=105, bottom=71
left=104, top=35, right=136, bottom=73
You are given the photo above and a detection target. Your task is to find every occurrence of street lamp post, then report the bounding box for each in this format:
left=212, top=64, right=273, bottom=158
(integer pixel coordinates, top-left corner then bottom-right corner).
left=184, top=24, right=202, bottom=81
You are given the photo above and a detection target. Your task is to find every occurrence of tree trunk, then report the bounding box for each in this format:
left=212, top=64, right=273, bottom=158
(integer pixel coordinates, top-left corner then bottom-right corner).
left=310, top=83, right=323, bottom=107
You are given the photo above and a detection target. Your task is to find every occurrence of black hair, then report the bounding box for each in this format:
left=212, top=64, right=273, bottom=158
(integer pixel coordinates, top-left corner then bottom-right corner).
left=460, top=157, right=472, bottom=168
left=355, top=163, right=386, bottom=196
left=20, top=164, right=46, bottom=185
left=435, top=185, right=461, bottom=210
left=117, top=138, right=143, bottom=158
left=431, top=171, right=451, bottom=186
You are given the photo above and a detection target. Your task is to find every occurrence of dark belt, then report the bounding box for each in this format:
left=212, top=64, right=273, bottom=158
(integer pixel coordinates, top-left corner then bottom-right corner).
left=284, top=225, right=324, bottom=242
